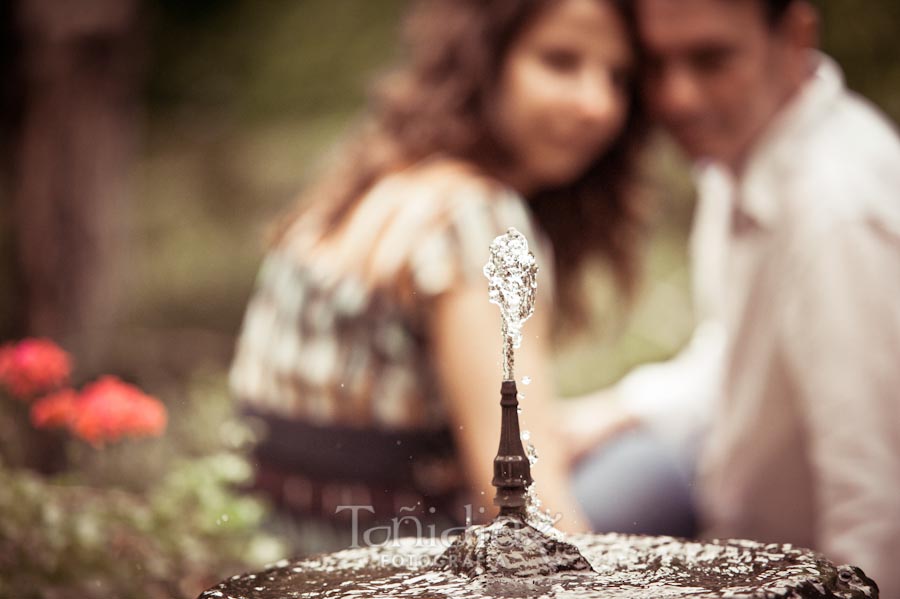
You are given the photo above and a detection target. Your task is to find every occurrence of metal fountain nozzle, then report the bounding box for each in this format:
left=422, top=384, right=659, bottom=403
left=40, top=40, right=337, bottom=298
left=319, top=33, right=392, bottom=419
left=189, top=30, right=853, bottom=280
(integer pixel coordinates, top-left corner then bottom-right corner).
left=492, top=379, right=532, bottom=515
left=483, top=228, right=538, bottom=518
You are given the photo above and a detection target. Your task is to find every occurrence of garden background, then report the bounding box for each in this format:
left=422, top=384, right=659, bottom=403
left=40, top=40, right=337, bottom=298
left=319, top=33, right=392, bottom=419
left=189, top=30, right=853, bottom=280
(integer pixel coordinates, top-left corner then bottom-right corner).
left=0, top=1, right=898, bottom=597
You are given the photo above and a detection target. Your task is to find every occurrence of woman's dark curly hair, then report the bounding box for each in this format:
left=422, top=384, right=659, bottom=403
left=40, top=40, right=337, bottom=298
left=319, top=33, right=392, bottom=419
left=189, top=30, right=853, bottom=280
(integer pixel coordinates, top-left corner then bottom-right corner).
left=282, top=0, right=648, bottom=319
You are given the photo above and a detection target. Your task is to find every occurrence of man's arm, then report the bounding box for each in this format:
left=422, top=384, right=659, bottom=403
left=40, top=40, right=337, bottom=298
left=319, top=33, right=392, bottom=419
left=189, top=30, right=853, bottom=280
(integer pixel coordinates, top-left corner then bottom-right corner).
left=560, top=319, right=725, bottom=464
left=780, top=220, right=900, bottom=596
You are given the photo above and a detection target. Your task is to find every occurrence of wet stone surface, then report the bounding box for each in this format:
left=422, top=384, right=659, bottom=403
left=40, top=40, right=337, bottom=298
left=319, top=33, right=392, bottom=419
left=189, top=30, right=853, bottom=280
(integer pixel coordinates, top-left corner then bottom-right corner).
left=198, top=532, right=878, bottom=599
left=437, top=517, right=593, bottom=577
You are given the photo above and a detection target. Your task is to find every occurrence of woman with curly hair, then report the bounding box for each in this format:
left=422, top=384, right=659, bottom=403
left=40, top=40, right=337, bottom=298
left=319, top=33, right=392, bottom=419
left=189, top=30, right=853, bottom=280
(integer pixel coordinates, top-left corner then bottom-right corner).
left=230, top=0, right=646, bottom=548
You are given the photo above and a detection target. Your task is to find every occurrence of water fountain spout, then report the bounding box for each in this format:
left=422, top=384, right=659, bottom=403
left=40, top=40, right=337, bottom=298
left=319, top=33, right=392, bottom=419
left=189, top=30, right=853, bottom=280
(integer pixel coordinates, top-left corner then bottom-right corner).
left=431, top=228, right=594, bottom=578
left=492, top=379, right=531, bottom=516
left=483, top=228, right=538, bottom=517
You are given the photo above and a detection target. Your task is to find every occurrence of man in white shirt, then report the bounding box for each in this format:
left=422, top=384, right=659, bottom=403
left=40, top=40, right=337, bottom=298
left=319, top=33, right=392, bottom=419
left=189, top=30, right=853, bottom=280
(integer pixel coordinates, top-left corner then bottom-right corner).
left=573, top=0, right=900, bottom=594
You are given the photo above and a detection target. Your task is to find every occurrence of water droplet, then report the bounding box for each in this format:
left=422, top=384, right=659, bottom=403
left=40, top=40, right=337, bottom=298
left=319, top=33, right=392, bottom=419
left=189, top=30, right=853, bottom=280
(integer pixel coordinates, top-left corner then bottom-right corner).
left=522, top=376, right=532, bottom=385
left=525, top=440, right=539, bottom=466
left=520, top=430, right=531, bottom=442
left=429, top=507, right=436, bottom=514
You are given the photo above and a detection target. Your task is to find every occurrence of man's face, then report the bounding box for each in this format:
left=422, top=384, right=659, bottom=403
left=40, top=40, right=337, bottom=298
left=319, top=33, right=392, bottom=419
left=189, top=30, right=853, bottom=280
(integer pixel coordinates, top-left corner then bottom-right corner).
left=636, top=0, right=798, bottom=168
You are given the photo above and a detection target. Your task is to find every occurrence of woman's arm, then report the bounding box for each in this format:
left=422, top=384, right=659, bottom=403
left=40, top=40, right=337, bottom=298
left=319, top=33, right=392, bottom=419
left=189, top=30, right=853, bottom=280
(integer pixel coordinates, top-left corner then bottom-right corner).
left=430, top=284, right=590, bottom=533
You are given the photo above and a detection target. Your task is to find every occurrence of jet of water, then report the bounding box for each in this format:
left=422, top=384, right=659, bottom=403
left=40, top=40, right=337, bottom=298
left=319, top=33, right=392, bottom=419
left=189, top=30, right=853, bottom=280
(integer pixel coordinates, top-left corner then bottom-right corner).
left=483, top=228, right=538, bottom=382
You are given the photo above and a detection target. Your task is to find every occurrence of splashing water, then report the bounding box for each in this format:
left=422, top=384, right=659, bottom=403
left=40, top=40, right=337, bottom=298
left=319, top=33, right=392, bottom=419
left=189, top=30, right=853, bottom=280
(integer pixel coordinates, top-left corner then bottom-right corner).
left=515, top=428, right=545, bottom=526
left=524, top=440, right=539, bottom=467
left=521, top=375, right=532, bottom=385
left=525, top=485, right=561, bottom=537
left=484, top=228, right=538, bottom=381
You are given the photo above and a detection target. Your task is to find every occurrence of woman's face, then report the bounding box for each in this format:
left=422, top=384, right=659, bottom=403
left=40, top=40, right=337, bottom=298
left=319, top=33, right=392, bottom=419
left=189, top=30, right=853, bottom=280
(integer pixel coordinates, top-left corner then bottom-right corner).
left=492, top=0, right=634, bottom=193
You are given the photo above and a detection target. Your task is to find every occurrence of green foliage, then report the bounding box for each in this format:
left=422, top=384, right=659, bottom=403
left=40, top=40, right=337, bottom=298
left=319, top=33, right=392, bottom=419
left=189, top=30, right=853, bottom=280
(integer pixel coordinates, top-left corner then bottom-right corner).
left=820, top=0, right=900, bottom=122
left=147, top=0, right=407, bottom=121
left=0, top=375, right=286, bottom=599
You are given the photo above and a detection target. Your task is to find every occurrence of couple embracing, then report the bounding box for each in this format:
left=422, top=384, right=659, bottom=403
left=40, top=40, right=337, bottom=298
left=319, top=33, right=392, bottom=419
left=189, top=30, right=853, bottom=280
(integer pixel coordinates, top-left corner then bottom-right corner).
left=230, top=1, right=900, bottom=595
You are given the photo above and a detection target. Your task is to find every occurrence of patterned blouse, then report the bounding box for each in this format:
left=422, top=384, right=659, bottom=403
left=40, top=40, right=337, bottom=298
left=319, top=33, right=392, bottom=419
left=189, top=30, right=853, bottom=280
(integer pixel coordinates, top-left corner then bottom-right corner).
left=229, top=166, right=550, bottom=519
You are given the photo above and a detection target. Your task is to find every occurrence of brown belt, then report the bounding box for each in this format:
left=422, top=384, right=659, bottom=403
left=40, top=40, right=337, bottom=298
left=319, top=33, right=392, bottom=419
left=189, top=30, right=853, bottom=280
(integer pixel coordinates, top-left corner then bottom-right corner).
left=243, top=408, right=466, bottom=523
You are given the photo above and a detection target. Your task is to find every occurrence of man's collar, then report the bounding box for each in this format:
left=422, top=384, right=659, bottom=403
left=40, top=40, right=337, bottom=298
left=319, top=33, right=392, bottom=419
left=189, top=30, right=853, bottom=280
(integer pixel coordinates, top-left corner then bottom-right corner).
left=706, top=52, right=845, bottom=230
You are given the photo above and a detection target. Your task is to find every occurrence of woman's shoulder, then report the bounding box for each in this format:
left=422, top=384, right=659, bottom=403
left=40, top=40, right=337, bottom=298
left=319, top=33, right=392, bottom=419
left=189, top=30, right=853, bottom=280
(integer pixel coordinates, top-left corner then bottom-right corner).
left=364, top=158, right=548, bottom=298
left=363, top=157, right=535, bottom=243
left=383, top=158, right=539, bottom=241
left=276, top=156, right=543, bottom=297
left=376, top=157, right=518, bottom=210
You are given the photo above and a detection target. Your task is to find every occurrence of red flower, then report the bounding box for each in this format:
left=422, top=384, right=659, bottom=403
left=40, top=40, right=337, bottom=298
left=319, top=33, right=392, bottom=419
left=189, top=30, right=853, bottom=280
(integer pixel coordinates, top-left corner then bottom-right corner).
left=0, top=338, right=72, bottom=399
left=31, top=388, right=79, bottom=429
left=68, top=376, right=167, bottom=447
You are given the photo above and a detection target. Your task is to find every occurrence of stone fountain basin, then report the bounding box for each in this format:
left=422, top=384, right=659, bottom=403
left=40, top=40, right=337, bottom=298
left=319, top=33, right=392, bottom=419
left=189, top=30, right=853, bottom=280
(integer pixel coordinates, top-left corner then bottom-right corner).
left=198, top=532, right=877, bottom=599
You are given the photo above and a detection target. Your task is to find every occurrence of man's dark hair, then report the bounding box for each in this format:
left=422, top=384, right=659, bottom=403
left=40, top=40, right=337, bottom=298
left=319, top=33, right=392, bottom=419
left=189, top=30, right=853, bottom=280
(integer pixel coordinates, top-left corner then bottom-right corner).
left=763, top=0, right=797, bottom=24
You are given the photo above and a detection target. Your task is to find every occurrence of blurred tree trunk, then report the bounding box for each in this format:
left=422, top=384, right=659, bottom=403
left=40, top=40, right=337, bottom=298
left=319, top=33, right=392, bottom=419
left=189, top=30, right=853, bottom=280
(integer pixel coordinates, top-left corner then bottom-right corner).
left=11, top=0, right=142, bottom=372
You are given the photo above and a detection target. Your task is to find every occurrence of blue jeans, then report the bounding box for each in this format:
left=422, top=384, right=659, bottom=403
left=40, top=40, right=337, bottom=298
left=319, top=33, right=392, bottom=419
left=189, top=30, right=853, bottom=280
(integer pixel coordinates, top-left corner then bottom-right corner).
left=571, top=427, right=698, bottom=538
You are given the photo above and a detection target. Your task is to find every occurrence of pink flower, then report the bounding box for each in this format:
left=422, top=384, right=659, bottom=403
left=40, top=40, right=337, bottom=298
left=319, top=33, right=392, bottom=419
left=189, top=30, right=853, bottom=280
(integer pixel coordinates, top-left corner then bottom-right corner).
left=30, top=389, right=79, bottom=429
left=0, top=338, right=72, bottom=399
left=69, top=376, right=167, bottom=446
